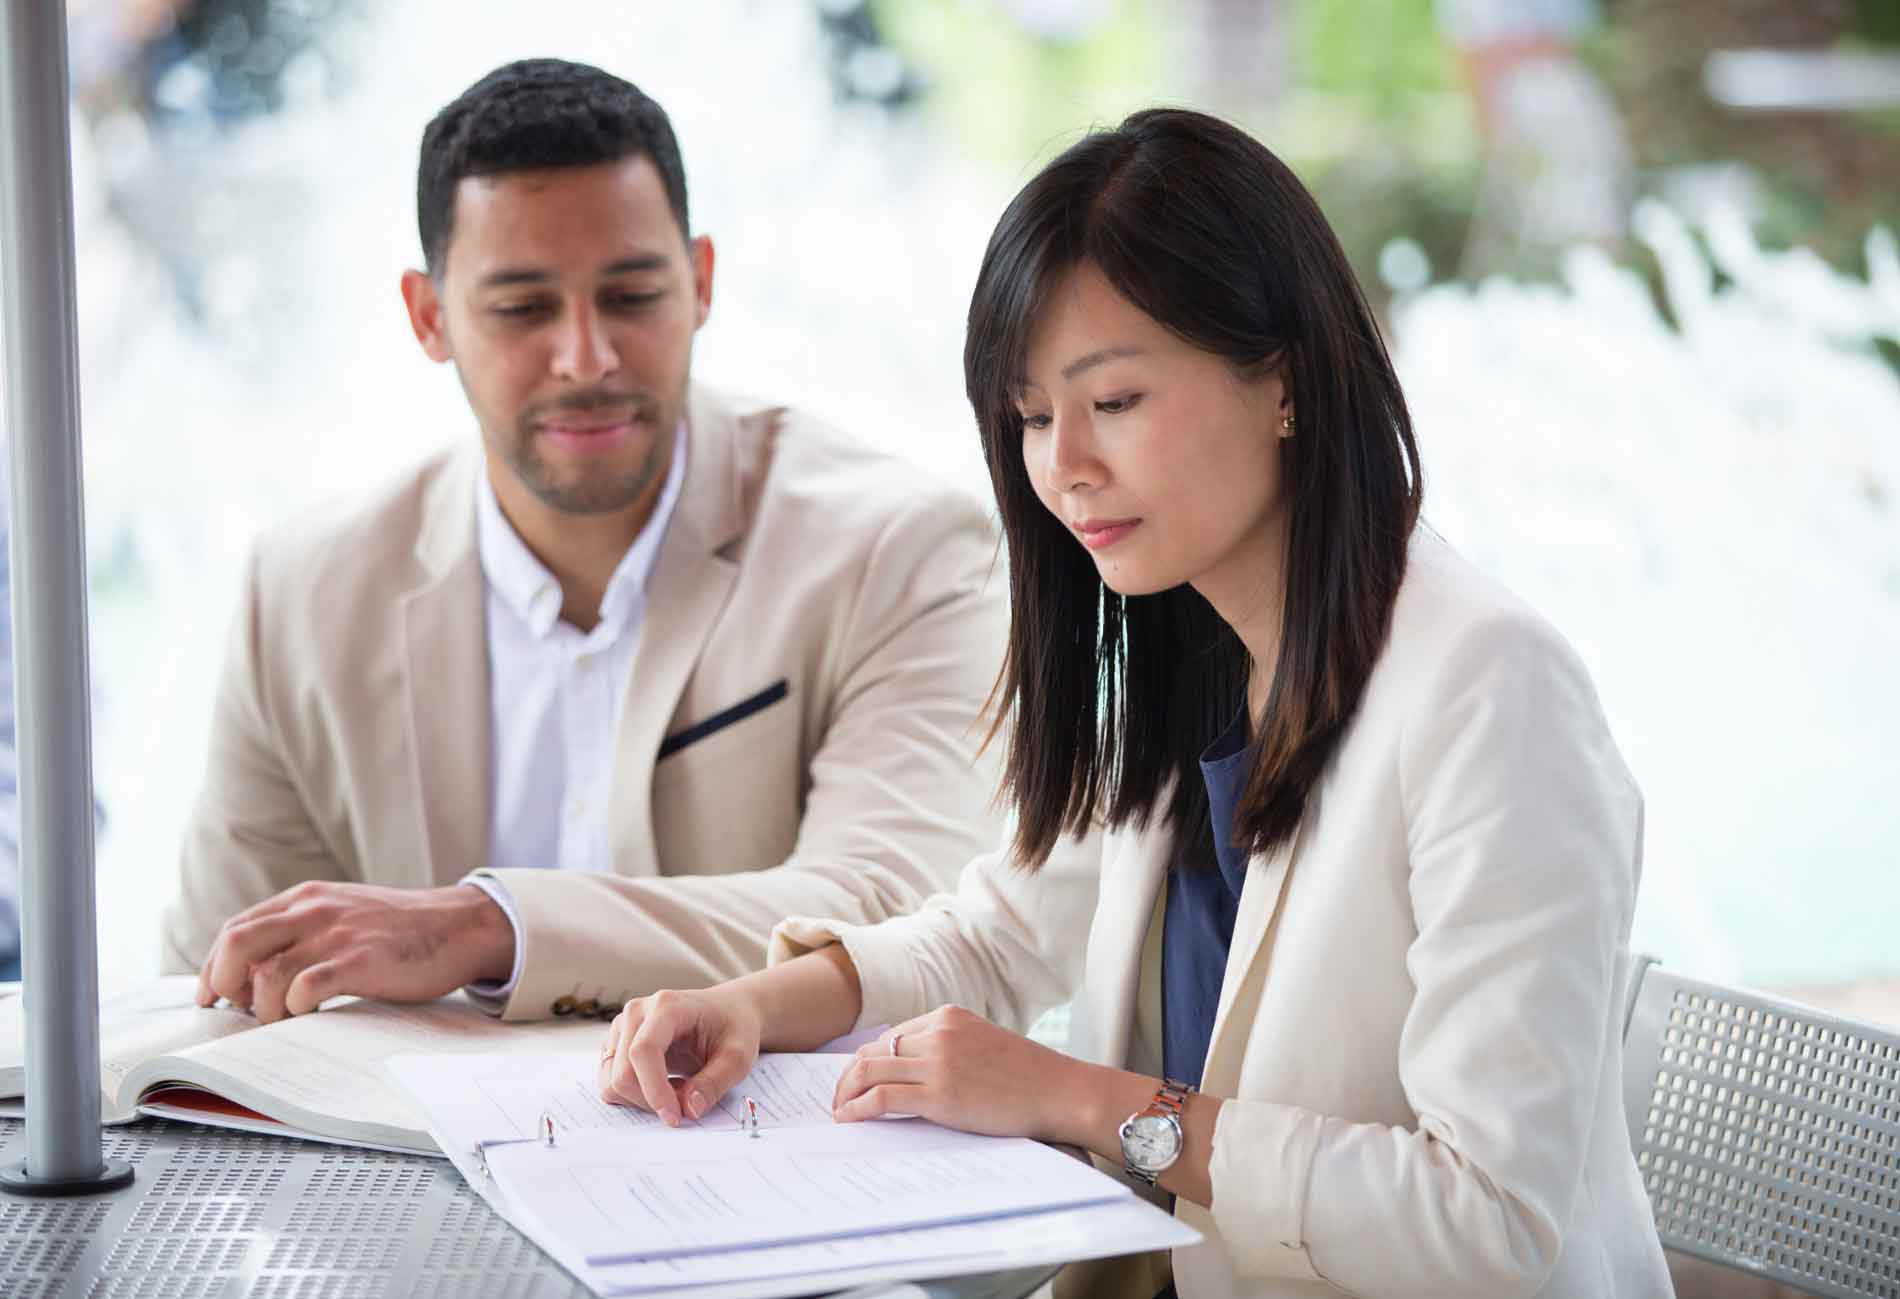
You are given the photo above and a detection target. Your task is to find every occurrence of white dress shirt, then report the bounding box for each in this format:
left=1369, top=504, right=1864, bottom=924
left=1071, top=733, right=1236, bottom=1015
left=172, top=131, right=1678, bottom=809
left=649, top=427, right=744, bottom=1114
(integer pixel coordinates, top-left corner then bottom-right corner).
left=465, top=424, right=687, bottom=997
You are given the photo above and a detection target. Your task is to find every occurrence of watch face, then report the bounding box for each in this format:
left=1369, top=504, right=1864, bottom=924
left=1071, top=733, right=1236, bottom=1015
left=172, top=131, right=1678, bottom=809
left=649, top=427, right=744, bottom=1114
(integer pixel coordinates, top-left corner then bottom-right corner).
left=1121, top=1113, right=1183, bottom=1171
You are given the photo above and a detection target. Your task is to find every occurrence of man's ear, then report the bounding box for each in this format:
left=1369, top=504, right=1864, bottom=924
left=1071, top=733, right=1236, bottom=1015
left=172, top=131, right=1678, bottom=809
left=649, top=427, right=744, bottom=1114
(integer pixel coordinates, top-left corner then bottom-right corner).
left=689, top=235, right=715, bottom=330
left=400, top=268, right=453, bottom=363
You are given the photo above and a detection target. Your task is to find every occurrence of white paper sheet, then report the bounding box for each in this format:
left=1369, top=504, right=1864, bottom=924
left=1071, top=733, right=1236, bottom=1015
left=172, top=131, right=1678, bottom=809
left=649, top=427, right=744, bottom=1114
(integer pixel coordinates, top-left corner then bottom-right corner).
left=388, top=1047, right=1201, bottom=1298
left=386, top=1051, right=859, bottom=1153
left=490, top=1117, right=1126, bottom=1265
left=584, top=1197, right=1200, bottom=1295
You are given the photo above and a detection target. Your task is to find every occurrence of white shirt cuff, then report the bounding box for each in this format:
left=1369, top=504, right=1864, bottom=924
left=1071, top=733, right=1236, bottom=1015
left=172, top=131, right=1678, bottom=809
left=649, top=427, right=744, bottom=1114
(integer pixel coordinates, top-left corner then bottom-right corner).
left=460, top=875, right=525, bottom=1006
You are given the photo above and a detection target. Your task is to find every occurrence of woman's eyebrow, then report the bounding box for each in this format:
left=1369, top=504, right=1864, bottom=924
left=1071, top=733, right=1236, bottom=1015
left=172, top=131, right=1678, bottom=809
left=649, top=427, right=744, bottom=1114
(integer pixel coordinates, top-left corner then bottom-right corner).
left=1060, top=344, right=1146, bottom=382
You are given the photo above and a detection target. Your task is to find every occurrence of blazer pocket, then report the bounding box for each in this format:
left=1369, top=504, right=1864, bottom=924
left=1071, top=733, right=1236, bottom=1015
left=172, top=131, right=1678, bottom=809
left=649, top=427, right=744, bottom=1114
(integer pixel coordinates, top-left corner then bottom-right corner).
left=656, top=679, right=791, bottom=761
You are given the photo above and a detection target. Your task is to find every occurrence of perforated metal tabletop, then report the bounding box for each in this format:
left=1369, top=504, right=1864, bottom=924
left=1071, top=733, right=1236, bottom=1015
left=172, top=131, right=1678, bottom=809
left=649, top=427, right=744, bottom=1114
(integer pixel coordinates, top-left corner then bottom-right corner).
left=0, top=1118, right=1059, bottom=1298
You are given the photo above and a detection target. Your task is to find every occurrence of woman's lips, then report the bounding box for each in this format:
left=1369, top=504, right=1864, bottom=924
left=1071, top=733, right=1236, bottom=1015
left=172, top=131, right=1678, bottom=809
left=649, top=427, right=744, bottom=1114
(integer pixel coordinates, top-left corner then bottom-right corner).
left=1075, top=518, right=1141, bottom=551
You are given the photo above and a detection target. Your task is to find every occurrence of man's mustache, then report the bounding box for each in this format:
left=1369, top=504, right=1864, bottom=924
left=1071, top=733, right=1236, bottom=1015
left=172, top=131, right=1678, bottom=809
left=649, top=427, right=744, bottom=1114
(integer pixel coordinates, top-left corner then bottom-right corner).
left=522, top=389, right=659, bottom=424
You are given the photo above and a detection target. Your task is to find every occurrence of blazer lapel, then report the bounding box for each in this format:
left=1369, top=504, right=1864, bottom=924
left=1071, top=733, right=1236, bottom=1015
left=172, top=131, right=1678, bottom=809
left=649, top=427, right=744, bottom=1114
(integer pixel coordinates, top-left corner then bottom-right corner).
left=608, top=384, right=747, bottom=876
left=1083, top=825, right=1174, bottom=1070
left=1200, top=810, right=1309, bottom=1091
left=400, top=449, right=490, bottom=887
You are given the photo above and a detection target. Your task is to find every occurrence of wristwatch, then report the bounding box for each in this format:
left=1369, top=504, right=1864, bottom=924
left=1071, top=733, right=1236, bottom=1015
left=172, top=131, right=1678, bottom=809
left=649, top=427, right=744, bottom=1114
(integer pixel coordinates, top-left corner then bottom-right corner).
left=1119, top=1077, right=1192, bottom=1186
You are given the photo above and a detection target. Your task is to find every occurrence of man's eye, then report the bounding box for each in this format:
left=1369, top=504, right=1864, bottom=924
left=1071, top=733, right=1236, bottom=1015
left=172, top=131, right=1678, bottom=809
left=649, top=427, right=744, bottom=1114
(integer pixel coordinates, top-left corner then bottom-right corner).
left=1095, top=394, right=1142, bottom=415
left=491, top=302, right=550, bottom=319
left=606, top=292, right=661, bottom=310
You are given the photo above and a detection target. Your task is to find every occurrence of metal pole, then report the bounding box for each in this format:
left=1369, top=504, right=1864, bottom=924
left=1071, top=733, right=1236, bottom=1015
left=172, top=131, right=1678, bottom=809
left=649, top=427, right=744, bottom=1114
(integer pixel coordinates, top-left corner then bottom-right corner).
left=0, top=0, right=131, bottom=1197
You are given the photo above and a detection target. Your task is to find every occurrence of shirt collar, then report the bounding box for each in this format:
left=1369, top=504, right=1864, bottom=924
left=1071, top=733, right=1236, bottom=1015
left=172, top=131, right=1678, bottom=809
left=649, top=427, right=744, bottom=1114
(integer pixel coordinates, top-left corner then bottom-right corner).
left=474, top=420, right=689, bottom=641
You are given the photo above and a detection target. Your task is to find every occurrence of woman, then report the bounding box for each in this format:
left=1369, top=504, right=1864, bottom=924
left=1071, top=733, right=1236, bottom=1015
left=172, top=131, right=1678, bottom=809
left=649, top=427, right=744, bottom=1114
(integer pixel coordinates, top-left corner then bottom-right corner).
left=596, top=109, right=1672, bottom=1298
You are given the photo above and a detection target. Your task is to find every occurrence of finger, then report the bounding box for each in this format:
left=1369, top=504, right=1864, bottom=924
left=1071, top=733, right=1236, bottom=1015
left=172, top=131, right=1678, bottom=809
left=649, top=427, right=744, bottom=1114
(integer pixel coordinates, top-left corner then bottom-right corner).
left=850, top=1014, right=939, bottom=1067
left=196, top=953, right=218, bottom=1008
left=596, top=1009, right=631, bottom=1098
left=842, top=1023, right=935, bottom=1108
left=864, top=1014, right=938, bottom=1056
left=204, top=911, right=310, bottom=1010
left=248, top=947, right=323, bottom=1024
left=625, top=1008, right=686, bottom=1126
left=834, top=1082, right=929, bottom=1124
left=203, top=891, right=319, bottom=1004
left=283, top=951, right=362, bottom=1017
left=599, top=1003, right=643, bottom=1103
left=834, top=1055, right=928, bottom=1112
left=198, top=897, right=293, bottom=1006
left=679, top=1038, right=756, bottom=1122
left=218, top=887, right=308, bottom=933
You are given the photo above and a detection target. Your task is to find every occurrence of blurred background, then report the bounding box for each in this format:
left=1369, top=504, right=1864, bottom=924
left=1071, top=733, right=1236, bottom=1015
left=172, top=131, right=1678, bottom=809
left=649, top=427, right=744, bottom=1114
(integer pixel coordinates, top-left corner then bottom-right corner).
left=2, top=0, right=1896, bottom=1001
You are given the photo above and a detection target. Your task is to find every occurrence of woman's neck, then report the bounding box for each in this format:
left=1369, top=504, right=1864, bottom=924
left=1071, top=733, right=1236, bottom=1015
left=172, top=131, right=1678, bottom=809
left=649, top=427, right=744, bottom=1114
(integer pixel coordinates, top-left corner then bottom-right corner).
left=1192, top=513, right=1289, bottom=726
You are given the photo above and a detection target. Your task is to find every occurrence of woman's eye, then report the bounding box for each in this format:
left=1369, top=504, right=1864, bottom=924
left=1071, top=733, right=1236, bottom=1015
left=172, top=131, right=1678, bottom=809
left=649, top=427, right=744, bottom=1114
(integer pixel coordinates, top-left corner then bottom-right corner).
left=1019, top=412, right=1052, bottom=431
left=1095, top=394, right=1142, bottom=415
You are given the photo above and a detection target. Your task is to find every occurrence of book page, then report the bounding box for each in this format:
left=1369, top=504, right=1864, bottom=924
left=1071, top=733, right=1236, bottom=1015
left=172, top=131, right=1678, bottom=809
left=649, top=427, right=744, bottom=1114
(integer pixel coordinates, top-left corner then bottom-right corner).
left=1, top=976, right=253, bottom=1121
left=124, top=993, right=602, bottom=1149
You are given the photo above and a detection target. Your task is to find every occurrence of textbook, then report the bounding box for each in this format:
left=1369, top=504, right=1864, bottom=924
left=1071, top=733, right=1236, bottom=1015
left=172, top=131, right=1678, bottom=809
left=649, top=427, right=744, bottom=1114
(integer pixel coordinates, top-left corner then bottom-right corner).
left=0, top=976, right=602, bottom=1155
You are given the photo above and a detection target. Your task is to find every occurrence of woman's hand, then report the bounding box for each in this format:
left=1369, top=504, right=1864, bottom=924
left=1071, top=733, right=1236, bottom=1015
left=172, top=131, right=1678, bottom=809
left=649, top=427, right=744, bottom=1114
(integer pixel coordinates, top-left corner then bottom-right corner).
left=596, top=946, right=870, bottom=1126
left=830, top=1005, right=1090, bottom=1141
left=598, top=985, right=764, bottom=1126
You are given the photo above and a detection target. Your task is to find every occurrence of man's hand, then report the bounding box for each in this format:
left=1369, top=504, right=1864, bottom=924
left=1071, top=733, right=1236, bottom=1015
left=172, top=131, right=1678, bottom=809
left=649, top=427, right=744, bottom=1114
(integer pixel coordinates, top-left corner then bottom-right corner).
left=195, top=882, right=517, bottom=1022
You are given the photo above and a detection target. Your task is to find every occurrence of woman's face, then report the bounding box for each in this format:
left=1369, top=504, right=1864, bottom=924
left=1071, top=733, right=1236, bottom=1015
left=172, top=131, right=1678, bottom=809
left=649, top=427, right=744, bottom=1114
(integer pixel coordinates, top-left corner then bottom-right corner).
left=1016, top=261, right=1289, bottom=608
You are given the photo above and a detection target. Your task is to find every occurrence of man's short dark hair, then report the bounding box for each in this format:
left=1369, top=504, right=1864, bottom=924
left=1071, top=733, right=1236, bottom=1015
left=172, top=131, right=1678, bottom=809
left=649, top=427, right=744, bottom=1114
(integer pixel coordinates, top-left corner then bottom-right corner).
left=417, top=58, right=689, bottom=276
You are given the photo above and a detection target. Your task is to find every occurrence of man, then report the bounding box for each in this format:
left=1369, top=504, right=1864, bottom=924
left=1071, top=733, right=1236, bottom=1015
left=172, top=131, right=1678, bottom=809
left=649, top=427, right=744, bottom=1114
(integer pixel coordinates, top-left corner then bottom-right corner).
left=163, top=59, right=1006, bottom=1023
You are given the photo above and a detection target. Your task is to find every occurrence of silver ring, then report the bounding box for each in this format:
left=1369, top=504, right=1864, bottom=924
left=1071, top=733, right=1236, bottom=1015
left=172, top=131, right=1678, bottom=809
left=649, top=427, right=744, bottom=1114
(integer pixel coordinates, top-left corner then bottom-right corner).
left=889, top=1032, right=903, bottom=1059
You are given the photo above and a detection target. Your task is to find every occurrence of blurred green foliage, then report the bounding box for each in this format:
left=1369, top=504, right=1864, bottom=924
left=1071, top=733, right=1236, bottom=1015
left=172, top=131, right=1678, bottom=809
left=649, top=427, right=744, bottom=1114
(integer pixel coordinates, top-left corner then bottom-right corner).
left=869, top=0, right=1896, bottom=305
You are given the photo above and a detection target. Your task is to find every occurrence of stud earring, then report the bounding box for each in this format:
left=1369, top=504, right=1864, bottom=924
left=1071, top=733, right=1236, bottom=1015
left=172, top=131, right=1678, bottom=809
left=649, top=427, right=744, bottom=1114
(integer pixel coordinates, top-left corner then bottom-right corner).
left=1280, top=414, right=1295, bottom=437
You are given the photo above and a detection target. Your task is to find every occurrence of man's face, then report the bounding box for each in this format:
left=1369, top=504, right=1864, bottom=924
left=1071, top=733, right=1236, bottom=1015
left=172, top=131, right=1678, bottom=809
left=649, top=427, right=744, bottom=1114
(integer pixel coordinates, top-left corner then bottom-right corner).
left=402, top=156, right=712, bottom=518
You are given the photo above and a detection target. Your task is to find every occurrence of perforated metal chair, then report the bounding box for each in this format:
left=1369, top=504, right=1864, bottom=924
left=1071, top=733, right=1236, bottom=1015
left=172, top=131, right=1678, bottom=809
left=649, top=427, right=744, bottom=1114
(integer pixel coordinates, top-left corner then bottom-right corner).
left=1622, top=956, right=1900, bottom=1298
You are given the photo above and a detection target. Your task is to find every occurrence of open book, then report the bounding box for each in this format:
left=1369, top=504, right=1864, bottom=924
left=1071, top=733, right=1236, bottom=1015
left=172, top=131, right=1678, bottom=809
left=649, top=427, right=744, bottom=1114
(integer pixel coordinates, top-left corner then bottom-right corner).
left=0, top=976, right=604, bottom=1154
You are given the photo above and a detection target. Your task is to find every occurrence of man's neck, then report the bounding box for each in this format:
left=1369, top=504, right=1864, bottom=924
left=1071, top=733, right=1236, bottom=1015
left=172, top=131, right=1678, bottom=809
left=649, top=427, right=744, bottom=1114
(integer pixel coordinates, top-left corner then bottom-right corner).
left=486, top=468, right=661, bottom=635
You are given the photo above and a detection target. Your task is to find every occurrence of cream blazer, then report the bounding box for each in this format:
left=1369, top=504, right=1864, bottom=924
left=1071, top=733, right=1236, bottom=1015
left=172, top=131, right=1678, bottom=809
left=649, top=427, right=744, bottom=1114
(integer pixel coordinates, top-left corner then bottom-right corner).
left=774, top=532, right=1674, bottom=1299
left=162, top=384, right=1009, bottom=1020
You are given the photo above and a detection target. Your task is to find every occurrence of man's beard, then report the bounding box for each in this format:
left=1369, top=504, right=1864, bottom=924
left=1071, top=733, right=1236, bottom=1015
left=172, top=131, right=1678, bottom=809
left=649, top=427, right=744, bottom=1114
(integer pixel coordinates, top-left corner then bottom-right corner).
left=506, top=385, right=673, bottom=516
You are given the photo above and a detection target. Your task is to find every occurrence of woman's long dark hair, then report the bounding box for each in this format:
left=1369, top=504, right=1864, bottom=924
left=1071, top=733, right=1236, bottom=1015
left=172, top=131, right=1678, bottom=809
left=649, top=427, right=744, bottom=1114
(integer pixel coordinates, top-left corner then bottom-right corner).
left=966, top=108, right=1422, bottom=869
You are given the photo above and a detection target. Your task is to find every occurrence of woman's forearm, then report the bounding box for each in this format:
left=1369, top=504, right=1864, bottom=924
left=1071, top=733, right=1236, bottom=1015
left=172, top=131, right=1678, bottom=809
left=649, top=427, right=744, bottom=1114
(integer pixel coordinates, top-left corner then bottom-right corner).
left=734, top=944, right=865, bottom=1052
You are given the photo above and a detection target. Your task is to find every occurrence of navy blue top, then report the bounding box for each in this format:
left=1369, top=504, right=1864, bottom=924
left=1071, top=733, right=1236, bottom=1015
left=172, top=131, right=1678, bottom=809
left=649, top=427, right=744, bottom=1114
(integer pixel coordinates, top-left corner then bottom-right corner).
left=1161, top=709, right=1252, bottom=1089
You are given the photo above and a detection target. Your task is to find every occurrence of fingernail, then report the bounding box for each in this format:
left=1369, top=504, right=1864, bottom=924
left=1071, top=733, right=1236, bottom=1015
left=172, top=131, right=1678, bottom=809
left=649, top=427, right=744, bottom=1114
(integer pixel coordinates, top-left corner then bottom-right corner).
left=662, top=1106, right=680, bottom=1127
left=687, top=1090, right=706, bottom=1119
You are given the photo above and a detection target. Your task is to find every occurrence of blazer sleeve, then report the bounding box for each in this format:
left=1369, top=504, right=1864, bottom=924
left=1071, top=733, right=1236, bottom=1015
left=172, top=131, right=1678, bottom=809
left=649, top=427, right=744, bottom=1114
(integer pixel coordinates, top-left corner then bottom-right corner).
left=767, top=827, right=1106, bottom=1036
left=1205, top=609, right=1643, bottom=1297
left=476, top=491, right=1015, bottom=1020
left=160, top=550, right=347, bottom=972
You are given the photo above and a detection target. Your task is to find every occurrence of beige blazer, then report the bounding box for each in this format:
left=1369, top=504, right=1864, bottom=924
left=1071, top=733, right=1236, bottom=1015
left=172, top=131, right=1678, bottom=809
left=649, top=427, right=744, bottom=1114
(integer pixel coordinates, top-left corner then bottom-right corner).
left=162, top=384, right=1009, bottom=1021
left=774, top=532, right=1675, bottom=1299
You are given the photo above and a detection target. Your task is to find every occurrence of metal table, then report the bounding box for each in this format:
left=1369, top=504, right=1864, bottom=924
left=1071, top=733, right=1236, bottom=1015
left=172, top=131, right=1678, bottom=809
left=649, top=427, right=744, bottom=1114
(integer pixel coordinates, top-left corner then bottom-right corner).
left=0, top=1117, right=1059, bottom=1298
